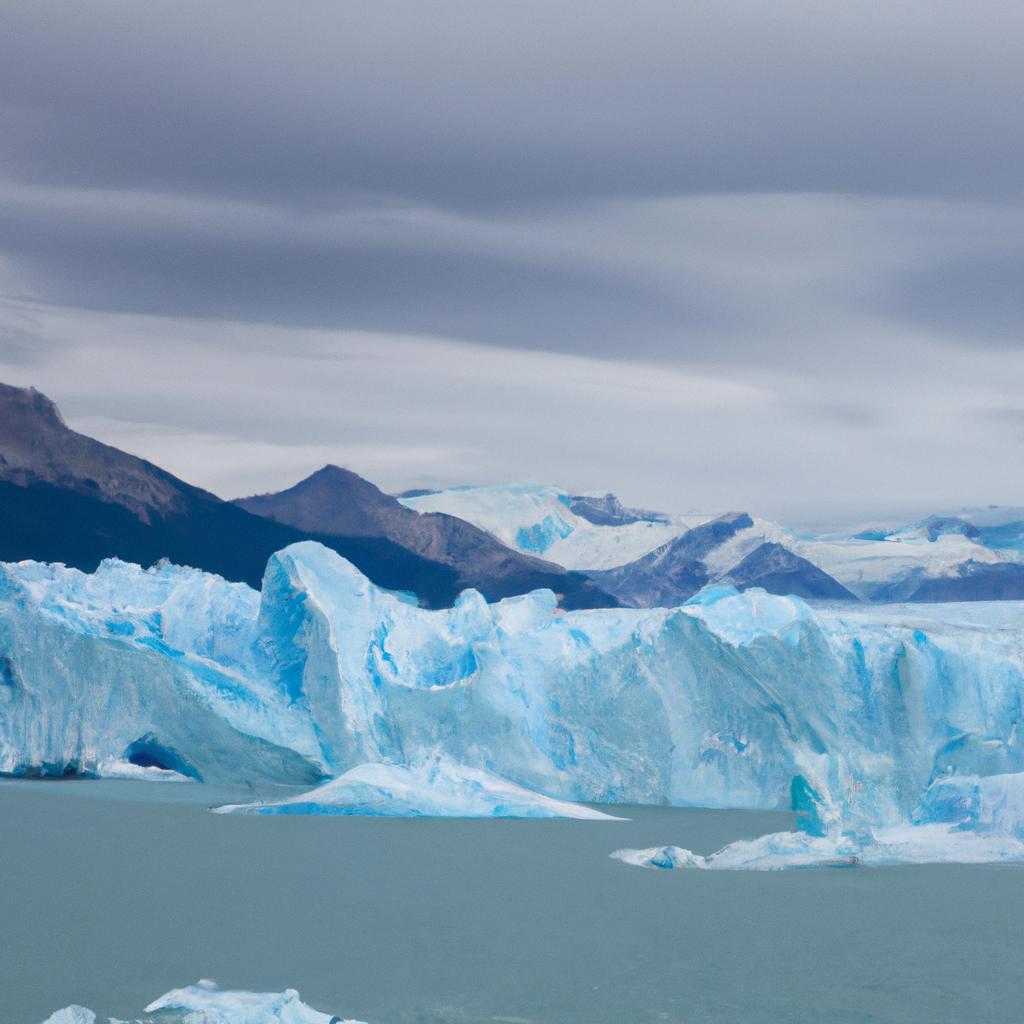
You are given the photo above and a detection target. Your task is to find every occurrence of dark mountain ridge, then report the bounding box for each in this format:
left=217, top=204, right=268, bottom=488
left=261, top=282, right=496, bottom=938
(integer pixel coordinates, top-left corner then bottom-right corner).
left=0, top=384, right=614, bottom=608
left=589, top=512, right=856, bottom=607
left=235, top=466, right=617, bottom=607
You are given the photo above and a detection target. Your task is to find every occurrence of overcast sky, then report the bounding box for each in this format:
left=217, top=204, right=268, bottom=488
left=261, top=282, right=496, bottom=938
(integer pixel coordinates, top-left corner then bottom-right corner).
left=1, top=2, right=1022, bottom=527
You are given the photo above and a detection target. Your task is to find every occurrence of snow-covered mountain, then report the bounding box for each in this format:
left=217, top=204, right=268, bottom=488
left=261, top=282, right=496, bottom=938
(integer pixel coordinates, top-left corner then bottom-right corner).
left=4, top=542, right=1024, bottom=865
left=401, top=484, right=1024, bottom=604
left=399, top=484, right=702, bottom=570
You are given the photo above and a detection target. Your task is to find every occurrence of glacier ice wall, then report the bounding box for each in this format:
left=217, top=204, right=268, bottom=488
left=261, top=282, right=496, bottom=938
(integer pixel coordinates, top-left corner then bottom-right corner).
left=0, top=558, right=324, bottom=785
left=2, top=542, right=1024, bottom=845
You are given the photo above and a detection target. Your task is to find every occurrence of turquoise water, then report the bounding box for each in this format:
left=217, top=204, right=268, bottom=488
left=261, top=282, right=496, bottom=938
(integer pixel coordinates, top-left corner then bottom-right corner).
left=2, top=780, right=1022, bottom=1024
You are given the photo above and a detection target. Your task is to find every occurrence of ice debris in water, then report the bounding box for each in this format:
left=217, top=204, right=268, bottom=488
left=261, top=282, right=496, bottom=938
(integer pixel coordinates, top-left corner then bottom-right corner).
left=612, top=825, right=1024, bottom=871
left=214, top=756, right=621, bottom=819
left=613, top=771, right=1024, bottom=870
left=41, top=979, right=363, bottom=1024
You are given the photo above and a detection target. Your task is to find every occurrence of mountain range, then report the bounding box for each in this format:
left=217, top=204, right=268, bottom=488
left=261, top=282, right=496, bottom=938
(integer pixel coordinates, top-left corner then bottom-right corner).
left=2, top=381, right=1023, bottom=607
left=401, top=485, right=1024, bottom=604
left=0, top=383, right=612, bottom=609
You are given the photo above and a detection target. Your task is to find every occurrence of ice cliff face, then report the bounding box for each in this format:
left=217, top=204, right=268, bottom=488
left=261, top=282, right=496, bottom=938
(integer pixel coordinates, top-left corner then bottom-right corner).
left=3, top=542, right=1024, bottom=857
left=0, top=557, right=324, bottom=785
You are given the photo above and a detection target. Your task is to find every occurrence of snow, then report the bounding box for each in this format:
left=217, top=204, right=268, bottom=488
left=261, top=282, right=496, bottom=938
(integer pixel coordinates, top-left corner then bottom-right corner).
left=694, top=515, right=1013, bottom=598
left=399, top=484, right=698, bottom=569
left=41, top=980, right=363, bottom=1024
left=4, top=542, right=1024, bottom=864
left=215, top=756, right=621, bottom=819
left=400, top=487, right=1020, bottom=595
left=791, top=532, right=1011, bottom=594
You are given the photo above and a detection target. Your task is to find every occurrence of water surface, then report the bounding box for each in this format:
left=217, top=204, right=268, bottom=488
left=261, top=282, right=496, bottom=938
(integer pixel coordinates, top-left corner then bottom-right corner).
left=2, top=781, right=1021, bottom=1024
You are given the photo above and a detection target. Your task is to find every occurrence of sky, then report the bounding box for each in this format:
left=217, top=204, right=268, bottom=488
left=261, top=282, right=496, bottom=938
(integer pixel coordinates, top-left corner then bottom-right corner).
left=1, top=2, right=1022, bottom=528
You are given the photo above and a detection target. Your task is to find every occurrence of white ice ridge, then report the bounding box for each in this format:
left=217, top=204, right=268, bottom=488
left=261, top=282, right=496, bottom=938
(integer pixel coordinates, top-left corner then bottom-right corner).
left=4, top=542, right=1024, bottom=862
left=41, top=979, right=363, bottom=1023
left=215, top=756, right=620, bottom=819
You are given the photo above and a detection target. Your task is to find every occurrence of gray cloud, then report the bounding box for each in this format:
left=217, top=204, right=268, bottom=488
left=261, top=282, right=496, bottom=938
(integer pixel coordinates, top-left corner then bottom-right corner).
left=3, top=2, right=1023, bottom=206
left=0, top=2, right=1021, bottom=523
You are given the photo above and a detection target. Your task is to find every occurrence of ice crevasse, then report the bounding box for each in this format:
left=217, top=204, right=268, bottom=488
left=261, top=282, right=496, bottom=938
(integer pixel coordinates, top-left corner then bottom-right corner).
left=2, top=542, right=1024, bottom=861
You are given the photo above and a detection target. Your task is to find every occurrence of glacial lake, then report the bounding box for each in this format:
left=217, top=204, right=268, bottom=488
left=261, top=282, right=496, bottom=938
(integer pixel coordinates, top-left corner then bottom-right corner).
left=3, top=779, right=1022, bottom=1024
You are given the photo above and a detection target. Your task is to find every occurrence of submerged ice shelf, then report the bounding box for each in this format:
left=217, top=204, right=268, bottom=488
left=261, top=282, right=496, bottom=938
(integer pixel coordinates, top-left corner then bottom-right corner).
left=3, top=541, right=1024, bottom=863
left=41, top=979, right=363, bottom=1024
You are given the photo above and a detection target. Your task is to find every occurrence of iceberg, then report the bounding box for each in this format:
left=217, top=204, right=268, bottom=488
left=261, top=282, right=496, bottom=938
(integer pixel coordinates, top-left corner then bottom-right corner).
left=41, top=980, right=363, bottom=1024
left=40, top=1009, right=95, bottom=1024
left=4, top=542, right=1024, bottom=861
left=612, top=824, right=1024, bottom=871
left=214, top=756, right=620, bottom=819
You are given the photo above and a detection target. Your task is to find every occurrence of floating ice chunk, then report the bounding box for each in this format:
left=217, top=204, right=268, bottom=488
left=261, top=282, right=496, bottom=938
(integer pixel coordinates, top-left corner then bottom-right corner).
left=612, top=822, right=1024, bottom=871
left=95, top=759, right=193, bottom=783
left=611, top=832, right=859, bottom=871
left=144, top=979, right=364, bottom=1023
left=215, top=757, right=621, bottom=820
left=41, top=980, right=364, bottom=1024
left=610, top=845, right=708, bottom=869
left=39, top=1008, right=96, bottom=1024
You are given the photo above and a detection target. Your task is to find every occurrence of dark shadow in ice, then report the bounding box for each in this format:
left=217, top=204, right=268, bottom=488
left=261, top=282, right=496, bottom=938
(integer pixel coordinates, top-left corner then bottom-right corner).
left=125, top=733, right=202, bottom=782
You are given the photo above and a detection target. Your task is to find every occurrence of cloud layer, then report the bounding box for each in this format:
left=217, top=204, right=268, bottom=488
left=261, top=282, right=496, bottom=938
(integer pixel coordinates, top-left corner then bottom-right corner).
left=1, top=2, right=1021, bottom=525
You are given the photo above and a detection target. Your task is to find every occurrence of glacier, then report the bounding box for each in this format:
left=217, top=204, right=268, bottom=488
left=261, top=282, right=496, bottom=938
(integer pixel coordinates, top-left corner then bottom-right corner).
left=215, top=756, right=620, bottom=819
left=399, top=483, right=699, bottom=569
left=3, top=541, right=1024, bottom=864
left=398, top=484, right=1024, bottom=600
left=41, top=979, right=363, bottom=1024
